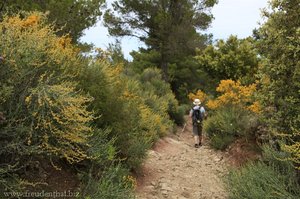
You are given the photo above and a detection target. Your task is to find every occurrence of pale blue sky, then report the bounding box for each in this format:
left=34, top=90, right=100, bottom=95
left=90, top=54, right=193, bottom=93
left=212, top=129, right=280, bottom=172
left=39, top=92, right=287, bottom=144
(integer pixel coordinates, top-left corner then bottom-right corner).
left=80, top=0, right=269, bottom=60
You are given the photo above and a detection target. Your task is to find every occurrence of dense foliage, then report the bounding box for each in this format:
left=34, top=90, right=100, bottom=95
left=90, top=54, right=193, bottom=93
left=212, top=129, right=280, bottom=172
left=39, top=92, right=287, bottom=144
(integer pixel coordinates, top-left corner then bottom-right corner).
left=256, top=0, right=300, bottom=167
left=0, top=13, right=179, bottom=198
left=206, top=80, right=260, bottom=114
left=104, top=0, right=217, bottom=101
left=220, top=0, right=300, bottom=197
left=0, top=0, right=299, bottom=198
left=189, top=80, right=260, bottom=150
left=196, top=36, right=259, bottom=85
left=0, top=13, right=94, bottom=192
left=227, top=146, right=300, bottom=198
left=0, top=0, right=105, bottom=41
left=204, top=105, right=259, bottom=150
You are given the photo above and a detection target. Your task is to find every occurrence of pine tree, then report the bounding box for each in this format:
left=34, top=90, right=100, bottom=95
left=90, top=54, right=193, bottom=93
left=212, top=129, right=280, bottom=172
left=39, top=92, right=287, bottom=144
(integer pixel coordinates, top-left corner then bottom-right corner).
left=104, top=0, right=217, bottom=81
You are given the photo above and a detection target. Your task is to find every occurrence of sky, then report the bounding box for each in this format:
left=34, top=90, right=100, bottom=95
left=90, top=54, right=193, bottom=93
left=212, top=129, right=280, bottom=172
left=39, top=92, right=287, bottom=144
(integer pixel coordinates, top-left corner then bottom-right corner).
left=80, top=0, right=269, bottom=60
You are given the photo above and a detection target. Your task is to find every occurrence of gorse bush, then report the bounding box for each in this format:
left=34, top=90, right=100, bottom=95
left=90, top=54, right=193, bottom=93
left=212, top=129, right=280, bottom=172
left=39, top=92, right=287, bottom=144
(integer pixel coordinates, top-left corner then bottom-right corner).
left=0, top=12, right=179, bottom=197
left=204, top=105, right=258, bottom=150
left=0, top=13, right=94, bottom=193
left=206, top=80, right=260, bottom=114
left=188, top=90, right=208, bottom=104
left=25, top=80, right=94, bottom=163
left=0, top=0, right=105, bottom=42
left=199, top=79, right=261, bottom=150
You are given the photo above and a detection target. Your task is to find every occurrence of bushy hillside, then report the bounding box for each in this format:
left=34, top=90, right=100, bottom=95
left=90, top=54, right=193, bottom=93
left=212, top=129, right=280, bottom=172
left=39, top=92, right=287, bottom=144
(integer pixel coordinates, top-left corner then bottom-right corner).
left=0, top=13, right=183, bottom=198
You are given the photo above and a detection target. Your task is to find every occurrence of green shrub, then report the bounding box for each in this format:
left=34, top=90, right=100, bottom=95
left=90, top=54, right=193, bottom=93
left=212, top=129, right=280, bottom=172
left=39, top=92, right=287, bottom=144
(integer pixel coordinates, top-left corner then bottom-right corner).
left=87, top=128, right=117, bottom=166
left=168, top=103, right=186, bottom=126
left=227, top=145, right=300, bottom=199
left=210, top=134, right=235, bottom=150
left=227, top=162, right=299, bottom=199
left=261, top=145, right=300, bottom=194
left=125, top=136, right=152, bottom=170
left=138, top=68, right=184, bottom=126
left=80, top=164, right=135, bottom=199
left=204, top=105, right=258, bottom=150
left=79, top=62, right=174, bottom=170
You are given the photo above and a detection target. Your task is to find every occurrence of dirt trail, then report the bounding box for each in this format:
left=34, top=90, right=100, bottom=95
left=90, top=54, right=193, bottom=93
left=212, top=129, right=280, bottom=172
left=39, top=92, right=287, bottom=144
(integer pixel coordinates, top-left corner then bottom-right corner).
left=135, top=118, right=229, bottom=199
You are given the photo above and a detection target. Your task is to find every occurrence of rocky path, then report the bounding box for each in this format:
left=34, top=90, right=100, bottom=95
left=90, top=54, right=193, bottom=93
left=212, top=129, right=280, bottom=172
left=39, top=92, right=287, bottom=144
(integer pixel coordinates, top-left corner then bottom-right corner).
left=135, top=118, right=228, bottom=199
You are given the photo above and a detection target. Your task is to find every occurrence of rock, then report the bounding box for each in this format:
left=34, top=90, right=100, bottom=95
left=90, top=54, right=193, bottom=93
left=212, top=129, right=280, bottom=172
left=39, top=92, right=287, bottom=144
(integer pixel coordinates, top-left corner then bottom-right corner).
left=161, top=190, right=169, bottom=197
left=144, top=185, right=155, bottom=190
left=181, top=191, right=191, bottom=198
left=214, top=156, right=223, bottom=162
left=160, top=182, right=173, bottom=192
left=186, top=163, right=193, bottom=168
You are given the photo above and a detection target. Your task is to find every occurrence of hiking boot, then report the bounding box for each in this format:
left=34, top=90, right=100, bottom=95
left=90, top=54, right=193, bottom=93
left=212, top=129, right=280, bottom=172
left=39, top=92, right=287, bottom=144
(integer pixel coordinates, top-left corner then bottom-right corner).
left=194, top=144, right=199, bottom=148
left=199, top=142, right=202, bottom=147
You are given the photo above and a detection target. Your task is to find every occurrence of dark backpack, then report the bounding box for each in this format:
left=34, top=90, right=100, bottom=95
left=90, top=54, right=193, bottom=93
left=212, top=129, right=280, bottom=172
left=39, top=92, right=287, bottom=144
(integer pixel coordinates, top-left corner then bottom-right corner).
left=192, top=107, right=203, bottom=125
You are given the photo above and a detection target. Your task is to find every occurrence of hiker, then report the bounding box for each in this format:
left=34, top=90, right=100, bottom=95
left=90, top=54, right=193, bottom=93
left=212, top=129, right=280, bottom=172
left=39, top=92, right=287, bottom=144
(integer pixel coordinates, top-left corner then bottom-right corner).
left=189, top=99, right=206, bottom=148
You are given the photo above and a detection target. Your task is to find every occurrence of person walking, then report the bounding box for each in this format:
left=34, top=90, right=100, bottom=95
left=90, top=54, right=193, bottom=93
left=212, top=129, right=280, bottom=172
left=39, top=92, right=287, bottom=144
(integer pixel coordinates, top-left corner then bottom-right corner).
left=189, top=99, right=206, bottom=148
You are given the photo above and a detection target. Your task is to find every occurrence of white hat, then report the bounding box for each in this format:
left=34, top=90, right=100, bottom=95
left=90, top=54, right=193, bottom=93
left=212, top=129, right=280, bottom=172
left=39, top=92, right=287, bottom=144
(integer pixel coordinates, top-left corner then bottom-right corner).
left=193, top=99, right=201, bottom=105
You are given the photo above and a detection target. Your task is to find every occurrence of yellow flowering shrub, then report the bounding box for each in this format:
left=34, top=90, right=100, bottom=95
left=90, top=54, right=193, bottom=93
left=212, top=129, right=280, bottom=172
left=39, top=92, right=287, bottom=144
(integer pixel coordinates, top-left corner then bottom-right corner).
left=1, top=13, right=81, bottom=76
left=7, top=14, right=41, bottom=27
left=139, top=104, right=168, bottom=138
left=188, top=90, right=207, bottom=103
left=206, top=99, right=220, bottom=110
left=0, top=13, right=92, bottom=164
left=248, top=101, right=261, bottom=114
left=206, top=79, right=261, bottom=113
left=25, top=78, right=94, bottom=163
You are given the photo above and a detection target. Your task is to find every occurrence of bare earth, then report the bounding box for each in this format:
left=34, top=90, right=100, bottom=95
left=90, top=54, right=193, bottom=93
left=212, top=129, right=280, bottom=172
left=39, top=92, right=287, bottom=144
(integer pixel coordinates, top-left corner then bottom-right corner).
left=135, top=118, right=229, bottom=199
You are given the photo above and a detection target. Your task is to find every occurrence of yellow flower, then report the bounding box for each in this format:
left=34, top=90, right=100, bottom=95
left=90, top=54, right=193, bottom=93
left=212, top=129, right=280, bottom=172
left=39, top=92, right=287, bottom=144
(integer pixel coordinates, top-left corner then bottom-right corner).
left=202, top=79, right=259, bottom=113
left=57, top=35, right=72, bottom=49
left=248, top=101, right=261, bottom=114
left=188, top=90, right=207, bottom=103
left=206, top=100, right=220, bottom=110
left=23, top=15, right=40, bottom=27
left=25, top=96, right=31, bottom=104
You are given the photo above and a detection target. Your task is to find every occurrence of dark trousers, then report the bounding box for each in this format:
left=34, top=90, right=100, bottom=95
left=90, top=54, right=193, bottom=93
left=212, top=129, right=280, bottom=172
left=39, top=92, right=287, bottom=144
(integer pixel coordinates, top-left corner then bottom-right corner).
left=192, top=122, right=202, bottom=136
